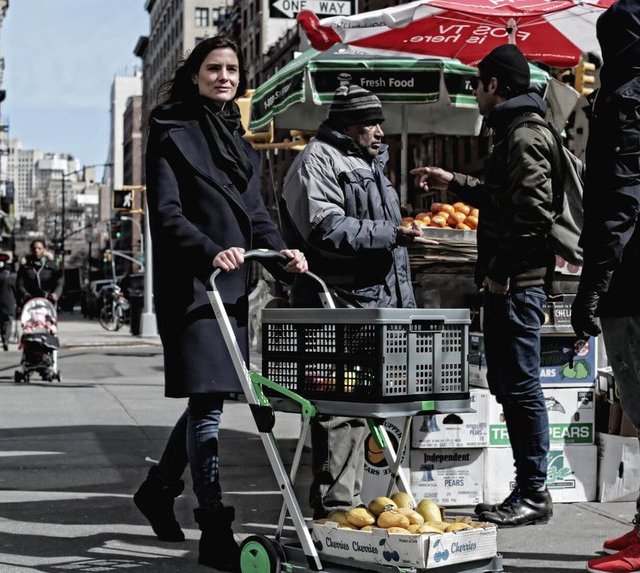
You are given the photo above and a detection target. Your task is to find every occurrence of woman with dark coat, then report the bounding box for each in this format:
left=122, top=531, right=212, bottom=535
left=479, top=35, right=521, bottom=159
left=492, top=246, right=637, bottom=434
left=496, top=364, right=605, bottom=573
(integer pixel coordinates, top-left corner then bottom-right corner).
left=132, top=36, right=306, bottom=571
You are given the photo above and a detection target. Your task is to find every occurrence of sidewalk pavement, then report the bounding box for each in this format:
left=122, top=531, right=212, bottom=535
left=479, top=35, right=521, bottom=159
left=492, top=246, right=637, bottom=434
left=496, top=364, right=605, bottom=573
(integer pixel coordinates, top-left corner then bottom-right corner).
left=0, top=316, right=636, bottom=572
left=56, top=313, right=162, bottom=349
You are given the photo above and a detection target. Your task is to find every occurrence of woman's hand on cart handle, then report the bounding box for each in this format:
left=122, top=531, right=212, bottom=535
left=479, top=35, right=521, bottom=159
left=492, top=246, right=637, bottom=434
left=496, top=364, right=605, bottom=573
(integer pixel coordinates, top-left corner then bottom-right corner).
left=213, top=247, right=245, bottom=272
left=281, top=249, right=308, bottom=273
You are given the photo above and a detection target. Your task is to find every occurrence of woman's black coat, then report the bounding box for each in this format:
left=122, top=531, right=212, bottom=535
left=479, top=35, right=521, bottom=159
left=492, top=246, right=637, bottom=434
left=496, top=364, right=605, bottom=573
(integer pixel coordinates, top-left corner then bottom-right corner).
left=146, top=104, right=286, bottom=397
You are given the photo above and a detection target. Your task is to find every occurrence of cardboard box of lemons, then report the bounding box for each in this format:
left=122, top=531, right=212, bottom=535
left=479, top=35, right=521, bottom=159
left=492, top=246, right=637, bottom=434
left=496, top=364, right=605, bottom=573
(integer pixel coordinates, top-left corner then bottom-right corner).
left=326, top=510, right=350, bottom=527
left=368, top=496, right=397, bottom=516
left=390, top=491, right=415, bottom=509
left=377, top=511, right=411, bottom=529
left=346, top=507, right=376, bottom=527
left=396, top=507, right=424, bottom=525
left=415, top=499, right=442, bottom=523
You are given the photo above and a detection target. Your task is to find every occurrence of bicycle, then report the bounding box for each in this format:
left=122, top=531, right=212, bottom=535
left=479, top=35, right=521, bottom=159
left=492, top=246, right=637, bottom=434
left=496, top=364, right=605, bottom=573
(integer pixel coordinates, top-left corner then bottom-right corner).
left=98, top=284, right=130, bottom=331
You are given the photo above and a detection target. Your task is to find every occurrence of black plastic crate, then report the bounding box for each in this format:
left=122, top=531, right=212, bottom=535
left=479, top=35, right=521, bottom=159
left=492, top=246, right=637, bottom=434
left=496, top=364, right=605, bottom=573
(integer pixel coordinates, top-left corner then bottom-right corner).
left=262, top=308, right=469, bottom=402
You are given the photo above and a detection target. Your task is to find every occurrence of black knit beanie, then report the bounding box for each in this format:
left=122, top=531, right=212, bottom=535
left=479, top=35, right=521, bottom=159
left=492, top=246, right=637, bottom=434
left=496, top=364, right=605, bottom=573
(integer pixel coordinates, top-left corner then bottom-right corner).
left=478, top=44, right=530, bottom=92
left=328, top=74, right=385, bottom=127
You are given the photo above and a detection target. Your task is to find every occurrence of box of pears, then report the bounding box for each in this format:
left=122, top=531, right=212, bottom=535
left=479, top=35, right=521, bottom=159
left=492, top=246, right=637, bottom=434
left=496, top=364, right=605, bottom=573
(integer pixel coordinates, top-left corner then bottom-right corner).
left=311, top=493, right=497, bottom=569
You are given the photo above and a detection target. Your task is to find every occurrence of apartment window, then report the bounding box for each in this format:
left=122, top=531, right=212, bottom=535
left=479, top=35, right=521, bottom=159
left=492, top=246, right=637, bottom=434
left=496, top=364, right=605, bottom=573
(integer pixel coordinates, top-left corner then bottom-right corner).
left=195, top=7, right=209, bottom=27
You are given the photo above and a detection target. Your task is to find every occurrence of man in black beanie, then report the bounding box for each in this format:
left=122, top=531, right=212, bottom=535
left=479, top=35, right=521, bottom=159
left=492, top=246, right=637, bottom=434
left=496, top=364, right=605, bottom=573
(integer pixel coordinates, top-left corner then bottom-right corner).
left=412, top=43, right=557, bottom=527
left=571, top=1, right=640, bottom=571
left=282, top=76, right=428, bottom=517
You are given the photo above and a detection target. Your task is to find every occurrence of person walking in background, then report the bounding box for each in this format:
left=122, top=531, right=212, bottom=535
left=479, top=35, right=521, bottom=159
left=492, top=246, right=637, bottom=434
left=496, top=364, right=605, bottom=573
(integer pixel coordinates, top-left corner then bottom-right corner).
left=411, top=44, right=556, bottom=527
left=282, top=77, right=428, bottom=519
left=133, top=35, right=306, bottom=572
left=0, top=259, right=16, bottom=350
left=570, top=2, right=640, bottom=572
left=16, top=240, right=64, bottom=305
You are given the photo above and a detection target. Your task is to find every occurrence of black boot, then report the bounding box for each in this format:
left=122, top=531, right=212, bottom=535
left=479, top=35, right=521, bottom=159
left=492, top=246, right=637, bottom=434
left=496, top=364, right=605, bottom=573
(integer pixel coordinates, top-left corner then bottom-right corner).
left=194, top=505, right=241, bottom=572
left=479, top=487, right=553, bottom=527
left=474, top=484, right=522, bottom=515
left=133, top=466, right=185, bottom=542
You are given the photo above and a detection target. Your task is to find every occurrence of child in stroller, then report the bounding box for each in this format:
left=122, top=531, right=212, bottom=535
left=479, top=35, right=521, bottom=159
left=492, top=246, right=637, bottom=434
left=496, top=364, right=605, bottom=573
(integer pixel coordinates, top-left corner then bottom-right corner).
left=14, top=297, right=61, bottom=383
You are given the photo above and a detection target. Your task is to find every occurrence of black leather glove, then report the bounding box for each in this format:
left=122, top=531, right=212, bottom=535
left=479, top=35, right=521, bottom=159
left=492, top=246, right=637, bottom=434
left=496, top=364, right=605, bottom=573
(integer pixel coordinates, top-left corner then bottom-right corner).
left=571, top=289, right=602, bottom=339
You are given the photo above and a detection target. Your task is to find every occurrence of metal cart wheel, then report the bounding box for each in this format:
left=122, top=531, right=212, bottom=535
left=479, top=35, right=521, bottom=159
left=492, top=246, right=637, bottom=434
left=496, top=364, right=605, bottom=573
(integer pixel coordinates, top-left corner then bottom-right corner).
left=240, top=534, right=283, bottom=573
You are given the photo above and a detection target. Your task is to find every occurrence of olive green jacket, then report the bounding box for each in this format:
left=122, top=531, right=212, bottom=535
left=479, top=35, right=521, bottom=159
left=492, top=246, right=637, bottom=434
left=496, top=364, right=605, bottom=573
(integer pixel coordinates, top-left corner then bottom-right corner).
left=450, top=93, right=559, bottom=290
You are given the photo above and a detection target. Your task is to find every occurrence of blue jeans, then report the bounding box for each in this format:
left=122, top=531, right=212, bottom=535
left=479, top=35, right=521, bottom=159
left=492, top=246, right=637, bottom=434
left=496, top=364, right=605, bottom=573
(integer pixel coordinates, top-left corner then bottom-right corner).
left=482, top=287, right=549, bottom=491
left=601, top=315, right=640, bottom=521
left=156, top=396, right=225, bottom=509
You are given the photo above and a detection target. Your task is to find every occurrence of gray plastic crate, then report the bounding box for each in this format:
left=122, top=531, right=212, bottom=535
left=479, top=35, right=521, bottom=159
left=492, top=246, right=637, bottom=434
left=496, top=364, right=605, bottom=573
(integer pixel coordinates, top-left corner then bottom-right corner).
left=262, top=308, right=470, bottom=403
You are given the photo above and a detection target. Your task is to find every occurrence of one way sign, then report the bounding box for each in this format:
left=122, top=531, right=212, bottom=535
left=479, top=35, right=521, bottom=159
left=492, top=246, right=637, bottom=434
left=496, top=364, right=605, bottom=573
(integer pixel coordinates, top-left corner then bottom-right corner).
left=270, top=0, right=354, bottom=19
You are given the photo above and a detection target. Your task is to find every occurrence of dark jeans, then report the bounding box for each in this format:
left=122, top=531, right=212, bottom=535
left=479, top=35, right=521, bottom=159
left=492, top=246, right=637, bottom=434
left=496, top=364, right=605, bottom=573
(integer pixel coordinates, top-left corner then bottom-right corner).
left=601, top=315, right=640, bottom=521
left=155, top=395, right=225, bottom=509
left=482, top=287, right=549, bottom=491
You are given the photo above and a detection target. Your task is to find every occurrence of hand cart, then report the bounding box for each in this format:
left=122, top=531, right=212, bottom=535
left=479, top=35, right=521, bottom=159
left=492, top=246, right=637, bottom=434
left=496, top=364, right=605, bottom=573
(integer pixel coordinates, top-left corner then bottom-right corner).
left=209, top=249, right=503, bottom=573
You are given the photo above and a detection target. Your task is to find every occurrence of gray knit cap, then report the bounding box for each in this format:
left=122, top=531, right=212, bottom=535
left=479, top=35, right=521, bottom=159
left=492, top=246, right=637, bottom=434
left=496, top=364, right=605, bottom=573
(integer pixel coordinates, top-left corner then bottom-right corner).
left=327, top=74, right=385, bottom=127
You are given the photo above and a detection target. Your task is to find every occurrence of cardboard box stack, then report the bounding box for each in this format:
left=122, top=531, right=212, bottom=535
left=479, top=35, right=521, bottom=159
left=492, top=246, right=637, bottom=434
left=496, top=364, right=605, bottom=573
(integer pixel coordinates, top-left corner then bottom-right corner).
left=361, top=294, right=599, bottom=506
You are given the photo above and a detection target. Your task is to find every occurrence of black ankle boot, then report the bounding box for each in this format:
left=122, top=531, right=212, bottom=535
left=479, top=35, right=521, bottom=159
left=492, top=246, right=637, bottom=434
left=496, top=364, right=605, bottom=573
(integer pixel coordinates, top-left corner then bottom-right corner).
left=479, top=487, right=553, bottom=527
left=133, top=466, right=185, bottom=542
left=194, top=505, right=241, bottom=572
left=474, top=484, right=522, bottom=515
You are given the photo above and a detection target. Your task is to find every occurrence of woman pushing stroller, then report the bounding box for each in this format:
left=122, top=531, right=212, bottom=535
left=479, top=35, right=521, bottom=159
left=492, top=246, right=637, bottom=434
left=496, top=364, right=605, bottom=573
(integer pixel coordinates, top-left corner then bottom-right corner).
left=16, top=240, right=64, bottom=306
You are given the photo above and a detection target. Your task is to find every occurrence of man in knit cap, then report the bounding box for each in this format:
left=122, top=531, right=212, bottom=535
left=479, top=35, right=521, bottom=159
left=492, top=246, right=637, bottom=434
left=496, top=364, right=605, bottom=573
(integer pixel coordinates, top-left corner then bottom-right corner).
left=412, top=44, right=556, bottom=527
left=282, top=75, right=428, bottom=517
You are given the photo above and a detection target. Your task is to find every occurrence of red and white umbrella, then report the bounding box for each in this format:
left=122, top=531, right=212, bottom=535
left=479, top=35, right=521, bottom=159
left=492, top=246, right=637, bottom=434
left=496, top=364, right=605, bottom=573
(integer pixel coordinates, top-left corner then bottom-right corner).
left=298, top=0, right=615, bottom=67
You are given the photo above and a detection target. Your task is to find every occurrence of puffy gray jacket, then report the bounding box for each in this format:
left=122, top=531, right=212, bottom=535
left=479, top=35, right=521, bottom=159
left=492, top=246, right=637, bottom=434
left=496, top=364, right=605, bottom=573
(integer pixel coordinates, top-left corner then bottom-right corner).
left=282, top=123, right=415, bottom=309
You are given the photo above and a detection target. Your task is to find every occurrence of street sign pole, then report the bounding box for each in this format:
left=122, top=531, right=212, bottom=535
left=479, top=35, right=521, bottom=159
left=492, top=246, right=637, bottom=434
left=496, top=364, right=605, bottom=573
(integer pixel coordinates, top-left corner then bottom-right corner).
left=140, top=192, right=157, bottom=337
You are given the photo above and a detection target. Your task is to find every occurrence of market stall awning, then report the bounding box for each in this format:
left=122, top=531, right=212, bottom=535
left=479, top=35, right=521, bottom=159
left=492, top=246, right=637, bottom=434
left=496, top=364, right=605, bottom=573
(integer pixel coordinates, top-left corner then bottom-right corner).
left=249, top=45, right=549, bottom=135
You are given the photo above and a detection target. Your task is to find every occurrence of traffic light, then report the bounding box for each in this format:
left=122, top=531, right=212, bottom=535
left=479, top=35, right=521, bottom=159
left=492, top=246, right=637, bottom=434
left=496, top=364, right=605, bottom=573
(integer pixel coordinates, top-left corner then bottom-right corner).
left=112, top=220, right=123, bottom=240
left=113, top=188, right=135, bottom=210
left=574, top=59, right=597, bottom=96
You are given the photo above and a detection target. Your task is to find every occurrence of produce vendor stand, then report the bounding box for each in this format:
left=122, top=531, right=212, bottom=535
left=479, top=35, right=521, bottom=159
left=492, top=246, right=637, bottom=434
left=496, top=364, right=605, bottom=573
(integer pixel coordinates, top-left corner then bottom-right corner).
left=208, top=249, right=503, bottom=573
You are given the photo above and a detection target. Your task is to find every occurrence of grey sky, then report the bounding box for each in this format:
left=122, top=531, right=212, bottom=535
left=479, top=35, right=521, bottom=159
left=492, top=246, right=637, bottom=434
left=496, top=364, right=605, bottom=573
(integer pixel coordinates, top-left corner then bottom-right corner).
left=2, top=1, right=148, bottom=170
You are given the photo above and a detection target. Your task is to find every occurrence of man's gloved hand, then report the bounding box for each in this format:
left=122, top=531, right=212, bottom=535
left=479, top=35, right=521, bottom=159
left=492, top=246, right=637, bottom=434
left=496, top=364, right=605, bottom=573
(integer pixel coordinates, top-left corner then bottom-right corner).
left=571, top=289, right=602, bottom=339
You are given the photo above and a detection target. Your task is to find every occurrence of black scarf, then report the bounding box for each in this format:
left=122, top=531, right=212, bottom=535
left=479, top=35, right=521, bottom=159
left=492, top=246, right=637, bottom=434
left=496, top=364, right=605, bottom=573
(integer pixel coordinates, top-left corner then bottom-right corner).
left=199, top=97, right=253, bottom=193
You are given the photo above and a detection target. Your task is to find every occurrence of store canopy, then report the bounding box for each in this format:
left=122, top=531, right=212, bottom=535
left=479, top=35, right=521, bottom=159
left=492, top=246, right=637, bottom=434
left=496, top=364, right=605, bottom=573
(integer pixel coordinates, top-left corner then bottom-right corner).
left=298, top=0, right=614, bottom=67
left=249, top=44, right=549, bottom=136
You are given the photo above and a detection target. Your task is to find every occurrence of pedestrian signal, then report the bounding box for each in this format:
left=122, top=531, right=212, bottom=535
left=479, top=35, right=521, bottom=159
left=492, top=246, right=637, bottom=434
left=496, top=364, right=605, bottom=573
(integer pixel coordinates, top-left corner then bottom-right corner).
left=113, top=188, right=134, bottom=210
left=574, top=60, right=596, bottom=96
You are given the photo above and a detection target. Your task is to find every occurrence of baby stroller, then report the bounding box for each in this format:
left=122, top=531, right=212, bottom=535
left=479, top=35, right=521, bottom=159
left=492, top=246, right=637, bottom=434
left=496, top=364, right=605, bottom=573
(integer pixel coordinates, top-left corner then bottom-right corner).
left=14, top=297, right=61, bottom=383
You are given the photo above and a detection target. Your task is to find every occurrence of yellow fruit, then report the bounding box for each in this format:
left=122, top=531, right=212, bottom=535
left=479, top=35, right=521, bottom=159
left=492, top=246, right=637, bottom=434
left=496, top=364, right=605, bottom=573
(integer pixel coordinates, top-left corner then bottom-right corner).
left=346, top=507, right=376, bottom=527
left=416, top=499, right=442, bottom=523
left=445, top=522, right=472, bottom=532
left=455, top=222, right=472, bottom=231
left=416, top=524, right=444, bottom=535
left=407, top=524, right=422, bottom=533
left=397, top=507, right=424, bottom=525
left=464, top=215, right=478, bottom=230
left=387, top=527, right=412, bottom=534
left=314, top=518, right=328, bottom=524
left=453, top=202, right=471, bottom=216
left=424, top=521, right=446, bottom=532
left=454, top=516, right=473, bottom=524
left=391, top=492, right=415, bottom=509
left=326, top=511, right=350, bottom=526
left=338, top=524, right=358, bottom=530
left=360, top=525, right=376, bottom=532
left=430, top=215, right=448, bottom=228
left=368, top=497, right=397, bottom=517
left=377, top=511, right=411, bottom=529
